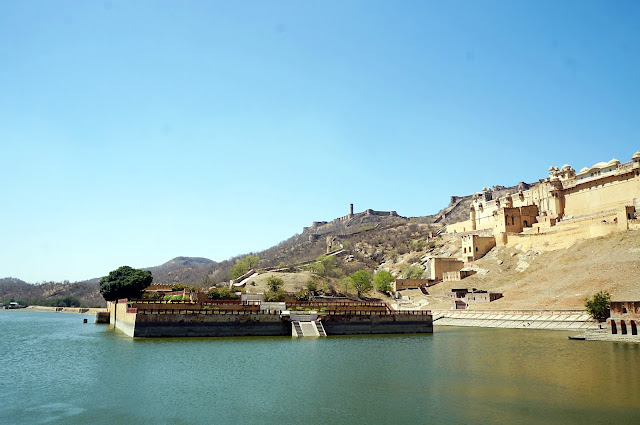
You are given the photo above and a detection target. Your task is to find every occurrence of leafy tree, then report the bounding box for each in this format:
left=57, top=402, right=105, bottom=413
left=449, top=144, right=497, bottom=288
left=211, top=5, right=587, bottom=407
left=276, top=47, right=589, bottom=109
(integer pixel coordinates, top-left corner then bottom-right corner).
left=585, top=291, right=611, bottom=322
left=266, top=276, right=284, bottom=292
left=349, top=270, right=373, bottom=298
left=230, top=255, right=260, bottom=279
left=373, top=270, right=394, bottom=293
left=309, top=262, right=325, bottom=276
left=99, top=266, right=153, bottom=301
left=244, top=255, right=260, bottom=269
left=402, top=264, right=425, bottom=279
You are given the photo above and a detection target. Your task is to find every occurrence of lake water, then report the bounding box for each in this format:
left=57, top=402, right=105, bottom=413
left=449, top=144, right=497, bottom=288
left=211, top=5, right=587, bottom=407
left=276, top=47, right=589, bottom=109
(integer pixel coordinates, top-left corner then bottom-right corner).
left=1, top=311, right=639, bottom=425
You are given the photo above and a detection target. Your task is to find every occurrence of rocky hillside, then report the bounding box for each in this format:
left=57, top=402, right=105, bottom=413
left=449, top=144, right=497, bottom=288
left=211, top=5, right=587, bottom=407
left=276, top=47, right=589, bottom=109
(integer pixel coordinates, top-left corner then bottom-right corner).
left=0, top=278, right=104, bottom=308
left=427, top=230, right=640, bottom=310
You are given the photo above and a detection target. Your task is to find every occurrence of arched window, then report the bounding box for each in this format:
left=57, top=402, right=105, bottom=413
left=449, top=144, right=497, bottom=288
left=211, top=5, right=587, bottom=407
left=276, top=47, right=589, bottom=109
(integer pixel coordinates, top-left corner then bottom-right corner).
left=523, top=220, right=529, bottom=227
left=611, top=321, right=617, bottom=334
left=631, top=321, right=638, bottom=336
left=621, top=321, right=628, bottom=335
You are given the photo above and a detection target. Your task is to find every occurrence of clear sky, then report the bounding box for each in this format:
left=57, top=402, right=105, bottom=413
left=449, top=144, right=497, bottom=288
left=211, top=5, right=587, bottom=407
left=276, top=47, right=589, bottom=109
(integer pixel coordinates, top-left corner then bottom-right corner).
left=1, top=1, right=639, bottom=283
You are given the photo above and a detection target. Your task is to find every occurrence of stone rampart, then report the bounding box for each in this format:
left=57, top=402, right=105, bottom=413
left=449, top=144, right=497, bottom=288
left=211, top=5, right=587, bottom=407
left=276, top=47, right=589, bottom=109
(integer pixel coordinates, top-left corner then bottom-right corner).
left=303, top=208, right=405, bottom=234
left=109, top=302, right=433, bottom=337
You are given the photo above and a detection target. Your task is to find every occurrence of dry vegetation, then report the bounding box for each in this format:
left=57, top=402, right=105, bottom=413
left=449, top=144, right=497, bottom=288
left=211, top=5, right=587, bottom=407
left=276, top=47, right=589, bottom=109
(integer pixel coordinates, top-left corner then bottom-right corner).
left=425, top=230, right=640, bottom=310
left=6, top=190, right=637, bottom=310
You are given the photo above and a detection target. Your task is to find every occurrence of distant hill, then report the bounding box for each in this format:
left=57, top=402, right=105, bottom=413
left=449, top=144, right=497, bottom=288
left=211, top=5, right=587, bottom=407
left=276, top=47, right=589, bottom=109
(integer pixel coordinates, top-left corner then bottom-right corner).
left=0, top=184, right=530, bottom=306
left=0, top=278, right=104, bottom=308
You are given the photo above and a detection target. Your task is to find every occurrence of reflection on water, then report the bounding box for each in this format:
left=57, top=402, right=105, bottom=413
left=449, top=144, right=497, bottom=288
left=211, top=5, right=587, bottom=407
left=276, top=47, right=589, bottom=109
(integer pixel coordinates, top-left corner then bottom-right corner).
left=1, top=311, right=639, bottom=424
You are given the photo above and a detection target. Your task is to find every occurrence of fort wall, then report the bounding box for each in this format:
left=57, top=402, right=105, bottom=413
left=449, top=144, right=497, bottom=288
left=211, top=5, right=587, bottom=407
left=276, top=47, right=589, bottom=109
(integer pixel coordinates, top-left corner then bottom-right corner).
left=303, top=205, right=404, bottom=235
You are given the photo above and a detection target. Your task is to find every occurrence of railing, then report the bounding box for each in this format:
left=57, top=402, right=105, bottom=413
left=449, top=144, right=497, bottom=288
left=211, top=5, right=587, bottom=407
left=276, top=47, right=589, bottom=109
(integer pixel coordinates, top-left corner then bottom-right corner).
left=433, top=309, right=586, bottom=315
left=616, top=161, right=635, bottom=174
left=134, top=307, right=433, bottom=317
left=286, top=301, right=388, bottom=308
left=131, top=299, right=243, bottom=305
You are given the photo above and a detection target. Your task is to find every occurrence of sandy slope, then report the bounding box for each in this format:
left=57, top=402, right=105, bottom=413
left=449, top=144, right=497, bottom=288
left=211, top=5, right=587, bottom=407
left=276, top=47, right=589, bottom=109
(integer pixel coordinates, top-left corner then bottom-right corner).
left=427, top=230, right=640, bottom=310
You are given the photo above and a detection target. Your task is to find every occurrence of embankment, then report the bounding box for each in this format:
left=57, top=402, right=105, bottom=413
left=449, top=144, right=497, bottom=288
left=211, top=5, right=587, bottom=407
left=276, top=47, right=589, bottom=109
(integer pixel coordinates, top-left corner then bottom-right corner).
left=25, top=306, right=106, bottom=315
left=433, top=309, right=597, bottom=331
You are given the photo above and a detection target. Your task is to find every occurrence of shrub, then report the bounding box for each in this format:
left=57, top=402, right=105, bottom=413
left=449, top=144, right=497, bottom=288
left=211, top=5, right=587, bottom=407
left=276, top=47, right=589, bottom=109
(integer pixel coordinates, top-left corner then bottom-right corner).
left=305, top=280, right=317, bottom=293
left=402, top=265, right=425, bottom=279
left=266, top=276, right=284, bottom=292
left=294, top=290, right=308, bottom=301
left=265, top=290, right=285, bottom=302
left=206, top=287, right=231, bottom=300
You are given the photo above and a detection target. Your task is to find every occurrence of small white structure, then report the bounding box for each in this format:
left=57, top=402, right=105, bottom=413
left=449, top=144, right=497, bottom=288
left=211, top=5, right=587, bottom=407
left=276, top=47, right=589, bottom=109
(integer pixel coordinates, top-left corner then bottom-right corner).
left=282, top=311, right=327, bottom=337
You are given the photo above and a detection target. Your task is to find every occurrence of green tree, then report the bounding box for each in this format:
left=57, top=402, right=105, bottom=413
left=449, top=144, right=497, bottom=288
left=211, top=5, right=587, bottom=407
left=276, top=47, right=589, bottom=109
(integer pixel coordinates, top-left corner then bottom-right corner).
left=373, top=270, right=394, bottom=293
left=230, top=255, right=260, bottom=279
left=99, top=266, right=153, bottom=301
left=266, top=276, right=284, bottom=292
left=244, top=255, right=260, bottom=269
left=349, top=270, right=373, bottom=298
left=402, top=264, right=425, bottom=279
left=309, top=262, right=325, bottom=276
left=585, top=291, right=611, bottom=322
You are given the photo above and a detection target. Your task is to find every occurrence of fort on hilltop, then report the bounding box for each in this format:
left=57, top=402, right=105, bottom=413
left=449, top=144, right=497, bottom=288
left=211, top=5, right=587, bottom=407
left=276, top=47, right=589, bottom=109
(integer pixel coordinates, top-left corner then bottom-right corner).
left=446, top=150, right=640, bottom=263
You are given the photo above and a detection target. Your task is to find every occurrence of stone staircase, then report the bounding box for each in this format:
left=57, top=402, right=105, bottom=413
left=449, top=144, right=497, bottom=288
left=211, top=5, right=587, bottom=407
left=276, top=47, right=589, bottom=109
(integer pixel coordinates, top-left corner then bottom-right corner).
left=291, top=320, right=327, bottom=337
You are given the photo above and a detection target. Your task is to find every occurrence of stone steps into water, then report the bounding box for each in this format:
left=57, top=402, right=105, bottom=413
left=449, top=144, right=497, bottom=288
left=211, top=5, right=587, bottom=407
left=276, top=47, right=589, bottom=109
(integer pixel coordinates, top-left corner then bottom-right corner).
left=291, top=320, right=326, bottom=337
left=433, top=310, right=597, bottom=331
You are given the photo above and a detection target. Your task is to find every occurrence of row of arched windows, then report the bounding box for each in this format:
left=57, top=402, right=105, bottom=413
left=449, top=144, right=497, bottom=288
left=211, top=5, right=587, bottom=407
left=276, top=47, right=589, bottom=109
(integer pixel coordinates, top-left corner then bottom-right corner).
left=611, top=320, right=638, bottom=335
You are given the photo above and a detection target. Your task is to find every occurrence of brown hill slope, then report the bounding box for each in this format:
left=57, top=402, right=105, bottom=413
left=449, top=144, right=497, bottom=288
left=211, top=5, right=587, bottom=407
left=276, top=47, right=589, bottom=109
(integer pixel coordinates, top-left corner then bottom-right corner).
left=427, top=230, right=640, bottom=310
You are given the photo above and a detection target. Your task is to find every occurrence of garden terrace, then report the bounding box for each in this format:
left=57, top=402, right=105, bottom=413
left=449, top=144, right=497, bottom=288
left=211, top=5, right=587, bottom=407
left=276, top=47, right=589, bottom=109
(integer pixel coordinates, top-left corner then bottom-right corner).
left=286, top=301, right=391, bottom=314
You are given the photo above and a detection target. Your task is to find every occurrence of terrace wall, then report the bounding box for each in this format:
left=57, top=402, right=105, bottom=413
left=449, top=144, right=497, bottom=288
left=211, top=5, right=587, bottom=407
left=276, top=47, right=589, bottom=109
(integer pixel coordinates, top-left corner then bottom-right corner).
left=116, top=300, right=433, bottom=337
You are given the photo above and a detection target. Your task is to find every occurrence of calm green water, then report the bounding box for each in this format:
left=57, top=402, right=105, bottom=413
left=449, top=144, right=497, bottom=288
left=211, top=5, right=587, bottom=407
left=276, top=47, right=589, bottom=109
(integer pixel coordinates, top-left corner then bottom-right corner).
left=1, top=311, right=639, bottom=424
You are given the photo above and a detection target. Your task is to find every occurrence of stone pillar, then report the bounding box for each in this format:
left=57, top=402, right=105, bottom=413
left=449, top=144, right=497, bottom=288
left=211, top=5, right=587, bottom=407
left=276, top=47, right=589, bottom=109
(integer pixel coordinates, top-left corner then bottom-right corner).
left=349, top=203, right=354, bottom=218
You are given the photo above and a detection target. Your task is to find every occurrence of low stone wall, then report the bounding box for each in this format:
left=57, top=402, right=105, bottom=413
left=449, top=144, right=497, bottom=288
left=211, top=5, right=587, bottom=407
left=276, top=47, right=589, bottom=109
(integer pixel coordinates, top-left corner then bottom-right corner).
left=394, top=279, right=429, bottom=291
left=322, top=314, right=433, bottom=335
left=134, top=312, right=290, bottom=337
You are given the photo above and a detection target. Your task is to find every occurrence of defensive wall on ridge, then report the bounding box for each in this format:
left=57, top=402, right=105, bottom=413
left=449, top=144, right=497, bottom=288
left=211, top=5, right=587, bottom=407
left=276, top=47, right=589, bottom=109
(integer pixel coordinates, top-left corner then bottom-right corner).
left=302, top=204, right=405, bottom=236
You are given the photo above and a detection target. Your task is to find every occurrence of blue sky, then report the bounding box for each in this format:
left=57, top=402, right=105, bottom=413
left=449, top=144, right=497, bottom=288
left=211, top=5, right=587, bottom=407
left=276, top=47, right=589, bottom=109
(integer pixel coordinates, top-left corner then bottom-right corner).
left=1, top=1, right=639, bottom=283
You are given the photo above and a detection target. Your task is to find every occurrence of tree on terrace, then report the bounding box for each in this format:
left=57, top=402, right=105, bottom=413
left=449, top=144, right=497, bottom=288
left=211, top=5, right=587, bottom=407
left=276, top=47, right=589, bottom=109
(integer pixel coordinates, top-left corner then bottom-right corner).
left=373, top=270, right=394, bottom=293
left=99, top=266, right=153, bottom=301
left=349, top=270, right=373, bottom=298
left=585, top=291, right=611, bottom=322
